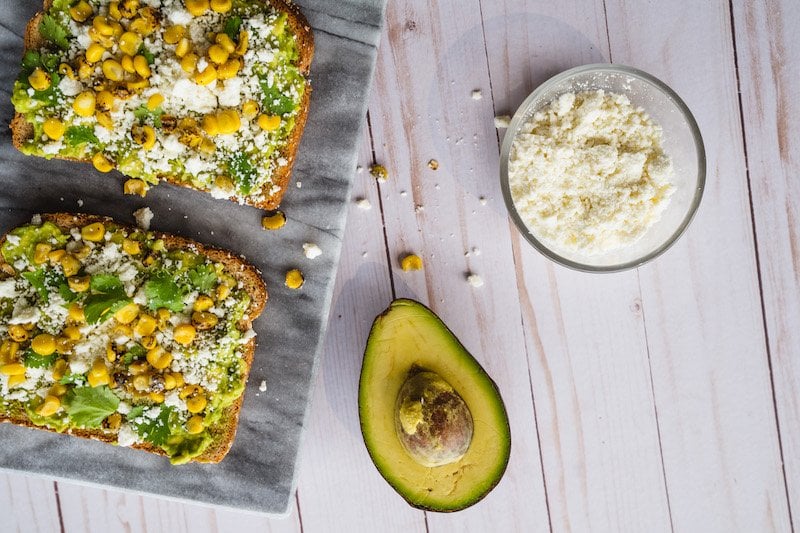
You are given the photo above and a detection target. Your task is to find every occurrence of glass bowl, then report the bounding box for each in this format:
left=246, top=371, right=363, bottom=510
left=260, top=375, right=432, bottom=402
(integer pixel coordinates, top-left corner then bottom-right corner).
left=499, top=64, right=705, bottom=272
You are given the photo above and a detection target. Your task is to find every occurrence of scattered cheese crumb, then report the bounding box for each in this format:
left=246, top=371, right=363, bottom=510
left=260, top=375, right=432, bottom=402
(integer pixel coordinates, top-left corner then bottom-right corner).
left=296, top=181, right=302, bottom=188
left=479, top=196, right=488, bottom=205
left=77, top=199, right=84, bottom=207
left=356, top=166, right=365, bottom=174
left=467, top=274, right=484, bottom=288
left=303, top=243, right=322, bottom=259
left=133, top=207, right=153, bottom=230
left=259, top=380, right=267, bottom=392
left=471, top=89, right=483, bottom=100
left=355, top=198, right=372, bottom=210
left=494, top=115, right=511, bottom=128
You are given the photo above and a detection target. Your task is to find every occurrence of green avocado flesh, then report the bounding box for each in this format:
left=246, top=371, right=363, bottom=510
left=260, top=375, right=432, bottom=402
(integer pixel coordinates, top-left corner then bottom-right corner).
left=359, top=299, right=511, bottom=512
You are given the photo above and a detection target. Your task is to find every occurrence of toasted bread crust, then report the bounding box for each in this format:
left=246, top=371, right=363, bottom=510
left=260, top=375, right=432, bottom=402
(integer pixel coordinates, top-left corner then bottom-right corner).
left=0, top=213, right=268, bottom=464
left=11, top=1, right=314, bottom=210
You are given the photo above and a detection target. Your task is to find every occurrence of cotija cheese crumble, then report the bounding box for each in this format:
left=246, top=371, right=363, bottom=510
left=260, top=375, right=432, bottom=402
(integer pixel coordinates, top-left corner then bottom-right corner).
left=508, top=90, right=675, bottom=255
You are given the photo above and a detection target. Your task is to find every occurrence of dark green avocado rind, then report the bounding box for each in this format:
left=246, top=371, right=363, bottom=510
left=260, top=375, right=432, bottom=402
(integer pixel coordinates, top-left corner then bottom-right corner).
left=358, top=298, right=512, bottom=512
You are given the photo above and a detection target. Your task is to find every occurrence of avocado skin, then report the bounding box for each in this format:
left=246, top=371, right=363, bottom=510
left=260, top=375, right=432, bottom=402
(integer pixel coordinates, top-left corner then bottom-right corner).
left=358, top=298, right=511, bottom=512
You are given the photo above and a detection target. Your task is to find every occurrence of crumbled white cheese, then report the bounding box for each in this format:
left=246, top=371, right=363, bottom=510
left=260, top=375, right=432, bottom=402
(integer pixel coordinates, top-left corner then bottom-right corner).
left=117, top=424, right=141, bottom=447
left=355, top=198, right=371, bottom=210
left=0, top=279, right=18, bottom=299
left=494, top=115, right=511, bottom=128
left=303, top=243, right=322, bottom=259
left=467, top=274, right=484, bottom=288
left=471, top=89, right=483, bottom=100
left=259, top=380, right=267, bottom=392
left=58, top=76, right=83, bottom=97
left=133, top=207, right=153, bottom=230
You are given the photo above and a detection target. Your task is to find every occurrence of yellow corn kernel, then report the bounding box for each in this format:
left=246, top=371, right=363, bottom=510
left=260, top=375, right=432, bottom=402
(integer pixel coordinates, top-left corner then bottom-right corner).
left=197, top=137, right=215, bottom=154
left=163, top=373, right=177, bottom=390
left=48, top=249, right=66, bottom=264
left=175, top=37, right=191, bottom=58
left=146, top=347, right=172, bottom=370
left=110, top=20, right=124, bottom=38
left=90, top=358, right=108, bottom=376
left=215, top=283, right=231, bottom=301
left=134, top=315, right=156, bottom=337
left=192, top=311, right=218, bottom=330
left=123, top=178, right=148, bottom=197
left=139, top=125, right=156, bottom=149
left=73, top=90, right=96, bottom=117
left=173, top=324, right=197, bottom=345
left=63, top=326, right=82, bottom=341
left=106, top=342, right=117, bottom=362
left=180, top=384, right=202, bottom=399
left=257, top=114, right=281, bottom=131
left=47, top=384, right=66, bottom=401
left=146, top=93, right=164, bottom=111
left=85, top=42, right=106, bottom=64
left=7, top=325, right=28, bottom=343
left=60, top=254, right=81, bottom=277
left=126, top=77, right=150, bottom=91
left=114, top=303, right=140, bottom=324
left=186, top=415, right=204, bottom=434
left=69, top=0, right=93, bottom=22
left=55, top=337, right=72, bottom=357
left=241, top=101, right=261, bottom=121
left=172, top=372, right=185, bottom=388
left=261, top=211, right=286, bottom=230
left=95, top=90, right=115, bottom=112
left=95, top=111, right=114, bottom=130
left=119, top=0, right=139, bottom=19
left=128, top=16, right=153, bottom=36
left=42, top=117, right=66, bottom=141
left=67, top=275, right=90, bottom=293
left=207, top=44, right=229, bottom=65
left=88, top=26, right=110, bottom=46
left=129, top=361, right=149, bottom=376
left=121, top=54, right=135, bottom=74
left=193, top=295, right=214, bottom=312
left=31, top=334, right=56, bottom=356
left=217, top=109, right=240, bottom=134
left=193, top=64, right=217, bottom=86
left=118, top=31, right=142, bottom=57
left=88, top=372, right=110, bottom=387
left=75, top=244, right=93, bottom=260
left=68, top=303, right=85, bottom=323
left=157, top=308, right=171, bottom=321
left=211, top=175, right=233, bottom=193
left=201, top=114, right=219, bottom=136
left=93, top=15, right=115, bottom=37
left=122, top=238, right=141, bottom=255
left=33, top=242, right=51, bottom=265
left=106, top=412, right=122, bottom=430
left=106, top=1, right=121, bottom=20
left=112, top=324, right=133, bottom=340
left=217, top=58, right=240, bottom=80
left=213, top=33, right=235, bottom=54
left=149, top=391, right=165, bottom=403
left=58, top=63, right=76, bottom=80
left=132, top=373, right=150, bottom=391
left=185, top=0, right=209, bottom=17
left=52, top=359, right=68, bottom=381
left=92, top=152, right=114, bottom=173
left=210, top=0, right=232, bottom=13
left=164, top=25, right=185, bottom=45
left=102, top=59, right=124, bottom=81
left=77, top=58, right=93, bottom=79
left=81, top=222, right=106, bottom=242
left=234, top=30, right=248, bottom=56
left=284, top=268, right=304, bottom=289
left=400, top=254, right=423, bottom=271
left=7, top=374, right=26, bottom=387
left=179, top=53, right=197, bottom=74
left=186, top=394, right=207, bottom=413
left=133, top=55, right=151, bottom=78
left=28, top=68, right=51, bottom=91
left=37, top=395, right=61, bottom=417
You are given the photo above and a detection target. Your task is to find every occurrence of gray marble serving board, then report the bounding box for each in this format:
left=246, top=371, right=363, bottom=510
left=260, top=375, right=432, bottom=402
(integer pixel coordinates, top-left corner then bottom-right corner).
left=0, top=0, right=385, bottom=516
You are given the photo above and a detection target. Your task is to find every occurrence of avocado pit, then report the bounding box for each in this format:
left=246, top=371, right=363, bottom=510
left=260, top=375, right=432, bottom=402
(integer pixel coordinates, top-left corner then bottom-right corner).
left=394, top=370, right=474, bottom=467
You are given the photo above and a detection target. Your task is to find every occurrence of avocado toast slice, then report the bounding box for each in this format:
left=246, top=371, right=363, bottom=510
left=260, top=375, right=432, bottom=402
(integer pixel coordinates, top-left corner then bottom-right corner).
left=11, top=0, right=313, bottom=209
left=0, top=213, right=267, bottom=464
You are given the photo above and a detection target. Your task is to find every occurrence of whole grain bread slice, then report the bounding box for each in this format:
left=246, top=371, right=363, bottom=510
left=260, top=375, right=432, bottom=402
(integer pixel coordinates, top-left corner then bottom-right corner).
left=0, top=212, right=268, bottom=464
left=11, top=0, right=314, bottom=210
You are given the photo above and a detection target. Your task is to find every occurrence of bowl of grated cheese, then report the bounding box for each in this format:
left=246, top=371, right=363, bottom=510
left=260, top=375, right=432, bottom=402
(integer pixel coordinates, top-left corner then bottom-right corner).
left=500, top=64, right=705, bottom=272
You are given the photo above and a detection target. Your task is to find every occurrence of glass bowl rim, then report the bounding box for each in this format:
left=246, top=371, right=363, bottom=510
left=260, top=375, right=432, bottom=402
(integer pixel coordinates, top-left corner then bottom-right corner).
left=499, top=63, right=706, bottom=273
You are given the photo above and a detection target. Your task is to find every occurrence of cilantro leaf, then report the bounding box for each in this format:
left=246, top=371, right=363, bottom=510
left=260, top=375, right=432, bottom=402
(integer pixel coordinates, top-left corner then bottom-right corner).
left=84, top=274, right=131, bottom=324
left=138, top=44, right=155, bottom=65
left=122, top=344, right=146, bottom=365
left=128, top=405, right=175, bottom=446
left=39, top=14, right=70, bottom=50
left=21, top=268, right=75, bottom=304
left=59, top=373, right=86, bottom=386
left=22, top=348, right=58, bottom=369
left=223, top=16, right=243, bottom=42
left=133, top=105, right=163, bottom=128
left=64, top=125, right=99, bottom=147
left=22, top=269, right=48, bottom=301
left=21, top=50, right=41, bottom=71
left=259, top=82, right=295, bottom=116
left=188, top=264, right=217, bottom=293
left=228, top=152, right=257, bottom=195
left=144, top=272, right=186, bottom=312
left=64, top=386, right=120, bottom=428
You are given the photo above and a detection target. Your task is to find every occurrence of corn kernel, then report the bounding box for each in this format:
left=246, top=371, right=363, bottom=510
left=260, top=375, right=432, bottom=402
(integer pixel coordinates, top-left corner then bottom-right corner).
left=58, top=63, right=76, bottom=79
left=186, top=415, right=204, bottom=434
left=193, top=295, right=214, bottom=312
left=119, top=0, right=139, bottom=18
left=107, top=1, right=121, bottom=19
left=73, top=90, right=96, bottom=117
left=126, top=77, right=150, bottom=91
left=192, top=311, right=218, bottom=330
left=121, top=238, right=140, bottom=255
left=61, top=254, right=81, bottom=277
left=213, top=175, right=234, bottom=192
left=164, top=25, right=185, bottom=44
left=146, top=93, right=164, bottom=111
left=91, top=358, right=108, bottom=376
left=107, top=412, right=122, bottom=430
left=186, top=395, right=207, bottom=413
left=93, top=15, right=115, bottom=37
left=133, top=55, right=151, bottom=78
left=235, top=30, right=248, bottom=56
left=207, top=44, right=229, bottom=65
left=129, top=16, right=154, bottom=36
left=47, top=249, right=66, bottom=264
left=67, top=275, right=90, bottom=292
left=102, top=59, right=124, bottom=81
left=172, top=373, right=185, bottom=388
left=257, top=114, right=281, bottom=131
left=239, top=102, right=259, bottom=122
left=55, top=338, right=72, bottom=357
left=217, top=109, right=240, bottom=134
left=185, top=0, right=210, bottom=17
left=146, top=347, right=172, bottom=370
left=179, top=53, right=197, bottom=74
left=95, top=111, right=114, bottom=130
left=95, top=90, right=115, bottom=112
left=217, top=58, right=240, bottom=80
left=92, top=152, right=114, bottom=173
left=86, top=42, right=106, bottom=63
left=7, top=374, right=26, bottom=387
left=114, top=303, right=140, bottom=324
left=69, top=0, right=93, bottom=22
left=139, top=125, right=156, bottom=149
left=88, top=372, right=110, bottom=387
left=28, top=68, right=51, bottom=91
left=129, top=361, right=149, bottom=375
left=118, top=31, right=142, bottom=57
left=193, top=64, right=217, bottom=85
left=201, top=114, right=219, bottom=136
left=210, top=0, right=232, bottom=13
left=173, top=324, right=197, bottom=345
left=285, top=269, right=304, bottom=289
left=149, top=391, right=165, bottom=403
left=110, top=21, right=124, bottom=38
left=261, top=211, right=286, bottom=230
left=123, top=178, right=148, bottom=197
left=121, top=54, right=136, bottom=74
left=52, top=359, right=68, bottom=381
left=134, top=314, right=157, bottom=337
left=37, top=395, right=61, bottom=417
left=8, top=325, right=28, bottom=342
left=132, top=373, right=150, bottom=391
left=33, top=242, right=51, bottom=265
left=199, top=137, right=216, bottom=154
left=106, top=342, right=117, bottom=362
left=68, top=303, right=85, bottom=323
left=175, top=37, right=191, bottom=58
left=31, top=334, right=56, bottom=356
left=400, top=254, right=423, bottom=271
left=215, top=283, right=231, bottom=301
left=164, top=373, right=177, bottom=390
left=214, top=33, right=235, bottom=54
left=63, top=326, right=82, bottom=341
left=180, top=384, right=202, bottom=399
left=81, top=222, right=106, bottom=242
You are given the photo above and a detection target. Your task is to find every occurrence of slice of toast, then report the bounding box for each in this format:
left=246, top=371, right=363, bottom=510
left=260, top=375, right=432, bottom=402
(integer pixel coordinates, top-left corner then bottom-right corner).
left=0, top=213, right=267, bottom=464
left=11, top=0, right=313, bottom=210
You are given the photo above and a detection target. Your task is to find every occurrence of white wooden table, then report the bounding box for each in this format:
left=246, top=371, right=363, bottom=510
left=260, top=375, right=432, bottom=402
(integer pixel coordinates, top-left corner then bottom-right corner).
left=3, top=0, right=798, bottom=531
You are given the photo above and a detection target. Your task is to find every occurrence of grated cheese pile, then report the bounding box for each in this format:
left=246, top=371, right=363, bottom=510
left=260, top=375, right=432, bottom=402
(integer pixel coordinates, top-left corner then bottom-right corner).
left=508, top=90, right=675, bottom=255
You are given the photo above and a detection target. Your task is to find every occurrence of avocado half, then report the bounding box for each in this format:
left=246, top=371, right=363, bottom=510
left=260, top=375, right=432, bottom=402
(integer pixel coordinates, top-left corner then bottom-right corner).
left=358, top=299, right=511, bottom=512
